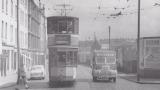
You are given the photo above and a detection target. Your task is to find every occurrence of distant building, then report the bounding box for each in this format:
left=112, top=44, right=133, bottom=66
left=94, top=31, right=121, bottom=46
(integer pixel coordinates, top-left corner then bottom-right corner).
left=79, top=35, right=101, bottom=66
left=79, top=41, right=93, bottom=65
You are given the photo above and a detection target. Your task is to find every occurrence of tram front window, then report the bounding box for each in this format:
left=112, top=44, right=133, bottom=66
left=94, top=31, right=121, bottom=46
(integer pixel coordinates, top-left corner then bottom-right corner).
left=58, top=51, right=77, bottom=66
left=58, top=52, right=66, bottom=66
left=58, top=20, right=74, bottom=34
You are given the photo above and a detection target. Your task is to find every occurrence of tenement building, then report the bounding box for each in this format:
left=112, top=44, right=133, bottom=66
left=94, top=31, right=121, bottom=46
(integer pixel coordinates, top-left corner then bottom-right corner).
left=0, top=0, right=46, bottom=86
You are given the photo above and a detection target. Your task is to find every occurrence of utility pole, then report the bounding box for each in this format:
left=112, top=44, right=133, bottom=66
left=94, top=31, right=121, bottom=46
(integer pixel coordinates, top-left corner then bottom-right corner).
left=16, top=0, right=21, bottom=84
left=109, top=26, right=111, bottom=50
left=137, top=0, right=141, bottom=82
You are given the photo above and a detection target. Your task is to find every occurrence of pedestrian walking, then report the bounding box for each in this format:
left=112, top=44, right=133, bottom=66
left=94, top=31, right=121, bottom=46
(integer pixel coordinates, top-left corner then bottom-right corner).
left=20, top=65, right=29, bottom=89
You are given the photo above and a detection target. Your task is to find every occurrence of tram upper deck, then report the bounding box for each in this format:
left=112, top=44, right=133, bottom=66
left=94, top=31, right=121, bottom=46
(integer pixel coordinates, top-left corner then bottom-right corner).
left=47, top=16, right=79, bottom=35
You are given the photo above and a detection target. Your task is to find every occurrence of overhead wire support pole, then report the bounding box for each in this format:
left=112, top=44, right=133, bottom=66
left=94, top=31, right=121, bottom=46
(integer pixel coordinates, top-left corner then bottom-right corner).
left=16, top=0, right=21, bottom=84
left=137, top=0, right=141, bottom=82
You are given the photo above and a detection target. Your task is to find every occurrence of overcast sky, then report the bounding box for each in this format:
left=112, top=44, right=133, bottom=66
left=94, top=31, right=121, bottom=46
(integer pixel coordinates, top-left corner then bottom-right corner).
left=45, top=0, right=160, bottom=40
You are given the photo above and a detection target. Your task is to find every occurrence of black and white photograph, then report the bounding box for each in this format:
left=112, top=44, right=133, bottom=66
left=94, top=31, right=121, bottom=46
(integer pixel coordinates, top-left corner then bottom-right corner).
left=0, top=0, right=160, bottom=90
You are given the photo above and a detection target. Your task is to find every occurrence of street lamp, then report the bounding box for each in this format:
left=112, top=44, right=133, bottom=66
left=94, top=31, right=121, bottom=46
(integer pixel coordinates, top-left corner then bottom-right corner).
left=137, top=0, right=141, bottom=82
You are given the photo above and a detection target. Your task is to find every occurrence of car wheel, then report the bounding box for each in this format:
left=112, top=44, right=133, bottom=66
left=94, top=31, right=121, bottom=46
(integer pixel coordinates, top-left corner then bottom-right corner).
left=42, top=77, right=45, bottom=80
left=113, top=78, right=116, bottom=82
left=93, top=77, right=97, bottom=82
left=108, top=78, right=112, bottom=82
left=40, top=77, right=43, bottom=80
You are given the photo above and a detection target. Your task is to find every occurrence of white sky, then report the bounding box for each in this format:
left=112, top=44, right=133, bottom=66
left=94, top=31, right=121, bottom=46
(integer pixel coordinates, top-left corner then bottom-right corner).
left=45, top=0, right=160, bottom=40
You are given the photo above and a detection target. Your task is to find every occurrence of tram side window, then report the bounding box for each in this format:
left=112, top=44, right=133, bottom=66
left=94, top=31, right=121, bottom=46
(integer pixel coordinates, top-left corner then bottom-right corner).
left=47, top=18, right=78, bottom=34
left=66, top=51, right=77, bottom=65
left=73, top=51, right=78, bottom=65
left=66, top=51, right=73, bottom=65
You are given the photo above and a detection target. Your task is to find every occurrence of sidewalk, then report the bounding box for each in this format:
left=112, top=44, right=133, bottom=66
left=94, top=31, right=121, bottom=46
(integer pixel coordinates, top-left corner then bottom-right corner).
left=0, top=82, right=16, bottom=89
left=0, top=72, right=17, bottom=89
left=0, top=80, right=31, bottom=90
left=119, top=73, right=160, bottom=84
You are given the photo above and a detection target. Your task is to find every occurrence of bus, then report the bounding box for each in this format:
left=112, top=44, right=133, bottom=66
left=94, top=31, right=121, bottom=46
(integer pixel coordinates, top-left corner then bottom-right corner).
left=47, top=16, right=79, bottom=86
left=92, top=49, right=117, bottom=82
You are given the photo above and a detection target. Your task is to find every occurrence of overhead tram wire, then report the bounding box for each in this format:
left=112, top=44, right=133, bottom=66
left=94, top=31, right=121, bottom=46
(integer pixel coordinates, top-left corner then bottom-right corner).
left=106, top=2, right=160, bottom=19
left=47, top=0, right=73, bottom=16
left=120, top=4, right=160, bottom=16
left=93, top=0, right=103, bottom=20
left=93, top=0, right=116, bottom=20
left=93, top=0, right=160, bottom=21
left=94, top=1, right=117, bottom=21
left=94, top=0, right=130, bottom=20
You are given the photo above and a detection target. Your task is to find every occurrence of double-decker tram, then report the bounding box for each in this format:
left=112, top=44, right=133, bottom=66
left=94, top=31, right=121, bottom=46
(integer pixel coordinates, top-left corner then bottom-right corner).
left=47, top=16, right=79, bottom=86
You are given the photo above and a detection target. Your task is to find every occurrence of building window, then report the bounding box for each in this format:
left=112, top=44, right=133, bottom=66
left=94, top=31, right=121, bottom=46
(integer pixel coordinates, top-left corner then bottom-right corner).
left=15, top=28, right=17, bottom=45
left=19, top=9, right=24, bottom=26
left=15, top=5, right=17, bottom=21
left=25, top=14, right=28, bottom=28
left=6, top=51, right=9, bottom=71
left=25, top=34, right=27, bottom=46
left=1, top=21, right=4, bottom=39
left=11, top=0, right=13, bottom=17
left=25, top=0, right=28, bottom=9
left=1, top=50, right=7, bottom=76
left=10, top=25, right=13, bottom=42
left=20, top=0, right=25, bottom=5
left=6, top=0, right=8, bottom=14
left=0, top=58, right=2, bottom=76
left=2, top=0, right=4, bottom=11
left=5, top=23, right=7, bottom=39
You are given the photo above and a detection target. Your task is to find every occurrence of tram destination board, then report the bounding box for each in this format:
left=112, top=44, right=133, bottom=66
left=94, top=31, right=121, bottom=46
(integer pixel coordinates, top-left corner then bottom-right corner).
left=55, top=34, right=71, bottom=45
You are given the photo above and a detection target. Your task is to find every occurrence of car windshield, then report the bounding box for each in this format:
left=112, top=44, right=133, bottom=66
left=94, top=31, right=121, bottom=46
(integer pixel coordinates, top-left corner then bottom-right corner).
left=106, top=57, right=116, bottom=63
left=31, top=66, right=42, bottom=71
left=96, top=56, right=106, bottom=64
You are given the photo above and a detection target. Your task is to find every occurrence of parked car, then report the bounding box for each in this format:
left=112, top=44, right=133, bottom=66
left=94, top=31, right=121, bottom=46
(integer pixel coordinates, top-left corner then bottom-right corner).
left=30, top=65, right=45, bottom=80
